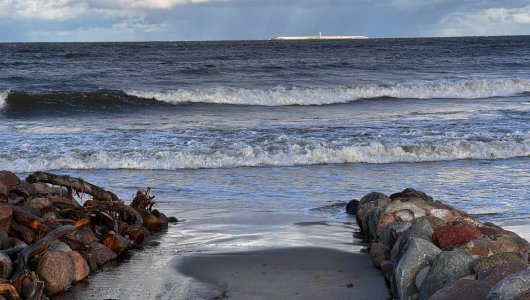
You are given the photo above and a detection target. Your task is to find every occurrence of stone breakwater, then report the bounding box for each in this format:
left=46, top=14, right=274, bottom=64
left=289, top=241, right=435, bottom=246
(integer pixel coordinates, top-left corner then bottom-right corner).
left=353, top=188, right=530, bottom=300
left=0, top=170, right=176, bottom=299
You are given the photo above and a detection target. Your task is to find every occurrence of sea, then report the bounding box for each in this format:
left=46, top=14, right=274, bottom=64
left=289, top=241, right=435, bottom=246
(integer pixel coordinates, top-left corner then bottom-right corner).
left=1, top=36, right=529, bottom=224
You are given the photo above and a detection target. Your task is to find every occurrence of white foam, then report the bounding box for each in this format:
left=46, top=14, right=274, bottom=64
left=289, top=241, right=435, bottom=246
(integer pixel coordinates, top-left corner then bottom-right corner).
left=2, top=137, right=529, bottom=173
left=0, top=90, right=7, bottom=109
left=126, top=78, right=530, bottom=106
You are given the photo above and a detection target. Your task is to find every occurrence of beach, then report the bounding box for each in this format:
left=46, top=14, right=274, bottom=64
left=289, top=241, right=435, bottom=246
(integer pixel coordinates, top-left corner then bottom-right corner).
left=0, top=36, right=529, bottom=298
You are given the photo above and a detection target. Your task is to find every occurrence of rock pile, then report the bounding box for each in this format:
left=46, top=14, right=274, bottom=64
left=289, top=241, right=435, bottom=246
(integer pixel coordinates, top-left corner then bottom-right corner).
left=353, top=188, right=530, bottom=300
left=0, top=170, right=174, bottom=299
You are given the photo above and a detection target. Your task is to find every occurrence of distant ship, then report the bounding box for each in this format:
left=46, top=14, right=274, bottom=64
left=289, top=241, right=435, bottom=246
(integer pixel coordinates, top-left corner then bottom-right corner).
left=271, top=32, right=368, bottom=41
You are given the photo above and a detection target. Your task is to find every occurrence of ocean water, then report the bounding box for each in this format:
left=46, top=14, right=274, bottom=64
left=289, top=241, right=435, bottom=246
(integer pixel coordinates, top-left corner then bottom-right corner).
left=1, top=36, right=529, bottom=223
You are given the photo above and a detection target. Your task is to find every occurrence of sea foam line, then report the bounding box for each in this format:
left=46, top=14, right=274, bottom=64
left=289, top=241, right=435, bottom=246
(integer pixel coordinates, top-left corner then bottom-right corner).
left=126, top=78, right=530, bottom=106
left=2, top=138, right=529, bottom=173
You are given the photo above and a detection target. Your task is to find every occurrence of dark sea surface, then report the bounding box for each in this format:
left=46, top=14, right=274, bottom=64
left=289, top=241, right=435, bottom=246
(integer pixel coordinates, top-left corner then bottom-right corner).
left=1, top=36, right=529, bottom=222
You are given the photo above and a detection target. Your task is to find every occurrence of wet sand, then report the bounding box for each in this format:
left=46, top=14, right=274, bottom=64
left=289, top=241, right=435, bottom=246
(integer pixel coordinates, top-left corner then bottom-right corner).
left=57, top=209, right=389, bottom=299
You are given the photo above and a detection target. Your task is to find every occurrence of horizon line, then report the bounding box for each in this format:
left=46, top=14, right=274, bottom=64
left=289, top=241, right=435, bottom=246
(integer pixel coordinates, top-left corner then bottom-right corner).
left=0, top=34, right=528, bottom=43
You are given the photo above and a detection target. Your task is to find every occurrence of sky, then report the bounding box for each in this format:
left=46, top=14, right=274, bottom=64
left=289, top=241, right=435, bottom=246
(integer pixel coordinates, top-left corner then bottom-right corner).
left=0, top=0, right=529, bottom=42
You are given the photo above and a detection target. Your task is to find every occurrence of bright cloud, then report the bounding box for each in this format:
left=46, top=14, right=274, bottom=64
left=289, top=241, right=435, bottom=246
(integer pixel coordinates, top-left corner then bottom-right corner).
left=438, top=4, right=530, bottom=36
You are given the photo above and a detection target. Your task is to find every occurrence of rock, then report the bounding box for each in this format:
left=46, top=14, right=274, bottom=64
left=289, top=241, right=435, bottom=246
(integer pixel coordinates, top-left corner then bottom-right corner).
left=48, top=241, right=71, bottom=252
left=138, top=209, right=162, bottom=232
left=0, top=170, right=20, bottom=187
left=394, top=209, right=415, bottom=222
left=0, top=183, right=8, bottom=201
left=415, top=215, right=446, bottom=231
left=370, top=243, right=390, bottom=268
left=376, top=213, right=398, bottom=232
left=68, top=251, right=90, bottom=282
left=0, top=252, right=12, bottom=279
left=36, top=251, right=75, bottom=296
left=415, top=266, right=430, bottom=290
left=346, top=199, right=359, bottom=214
left=9, top=237, right=27, bottom=249
left=368, top=208, right=384, bottom=241
left=432, top=224, right=482, bottom=250
left=473, top=253, right=527, bottom=274
left=389, top=188, right=433, bottom=203
left=381, top=260, right=395, bottom=281
left=419, top=251, right=475, bottom=300
left=32, top=182, right=49, bottom=195
left=429, top=209, right=454, bottom=222
left=487, top=269, right=530, bottom=300
left=478, top=262, right=528, bottom=283
left=0, top=206, right=12, bottom=231
left=167, top=216, right=178, bottom=223
left=47, top=195, right=82, bottom=209
left=73, top=227, right=98, bottom=245
left=356, top=192, right=391, bottom=232
left=458, top=234, right=530, bottom=257
left=390, top=218, right=434, bottom=264
left=430, top=277, right=490, bottom=300
left=152, top=209, right=169, bottom=230
left=0, top=230, right=10, bottom=250
left=394, top=238, right=441, bottom=300
left=383, top=200, right=427, bottom=218
left=85, top=243, right=117, bottom=267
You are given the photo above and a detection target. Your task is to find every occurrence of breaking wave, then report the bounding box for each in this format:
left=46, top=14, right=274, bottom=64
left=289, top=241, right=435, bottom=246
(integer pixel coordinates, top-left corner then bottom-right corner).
left=1, top=78, right=529, bottom=112
left=126, top=78, right=530, bottom=106
left=3, top=138, right=529, bottom=173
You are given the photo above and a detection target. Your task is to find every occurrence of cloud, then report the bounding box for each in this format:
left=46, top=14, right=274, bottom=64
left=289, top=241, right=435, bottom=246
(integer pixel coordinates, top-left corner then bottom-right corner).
left=438, top=4, right=530, bottom=36
left=0, top=0, right=87, bottom=21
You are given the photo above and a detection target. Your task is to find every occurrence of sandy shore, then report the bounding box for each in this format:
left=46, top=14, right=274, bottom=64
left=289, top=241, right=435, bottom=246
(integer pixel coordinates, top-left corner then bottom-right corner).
left=56, top=209, right=389, bottom=299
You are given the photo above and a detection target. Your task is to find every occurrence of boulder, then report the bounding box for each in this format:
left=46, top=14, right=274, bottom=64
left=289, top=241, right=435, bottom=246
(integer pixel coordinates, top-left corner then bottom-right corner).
left=415, top=266, right=430, bottom=290
left=370, top=243, right=390, bottom=268
left=432, top=224, right=482, bottom=250
left=0, top=252, right=12, bottom=279
left=478, top=262, right=529, bottom=283
left=0, top=206, right=12, bottom=231
left=68, top=251, right=90, bottom=282
left=415, top=216, right=446, bottom=231
left=458, top=234, right=530, bottom=257
left=73, top=227, right=98, bottom=245
left=473, top=253, right=527, bottom=274
left=390, top=219, right=434, bottom=264
left=394, top=209, right=415, bottom=222
left=0, top=170, right=20, bottom=187
left=48, top=241, right=71, bottom=252
left=84, top=242, right=117, bottom=267
left=430, top=277, right=490, bottom=300
left=419, top=251, right=475, bottom=300
left=36, top=251, right=75, bottom=296
left=0, top=230, right=10, bottom=250
left=389, top=188, right=434, bottom=203
left=394, top=238, right=441, bottom=300
left=381, top=260, right=395, bottom=281
left=429, top=209, right=454, bottom=223
left=356, top=192, right=390, bottom=232
left=487, top=269, right=530, bottom=300
left=167, top=216, right=178, bottom=223
left=0, top=183, right=8, bottom=201
left=345, top=199, right=359, bottom=214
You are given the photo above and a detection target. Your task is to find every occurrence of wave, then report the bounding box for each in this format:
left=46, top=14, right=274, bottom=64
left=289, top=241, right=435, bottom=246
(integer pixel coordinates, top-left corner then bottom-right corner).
left=126, top=78, right=530, bottom=106
left=1, top=78, right=529, bottom=112
left=3, top=138, right=529, bottom=173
